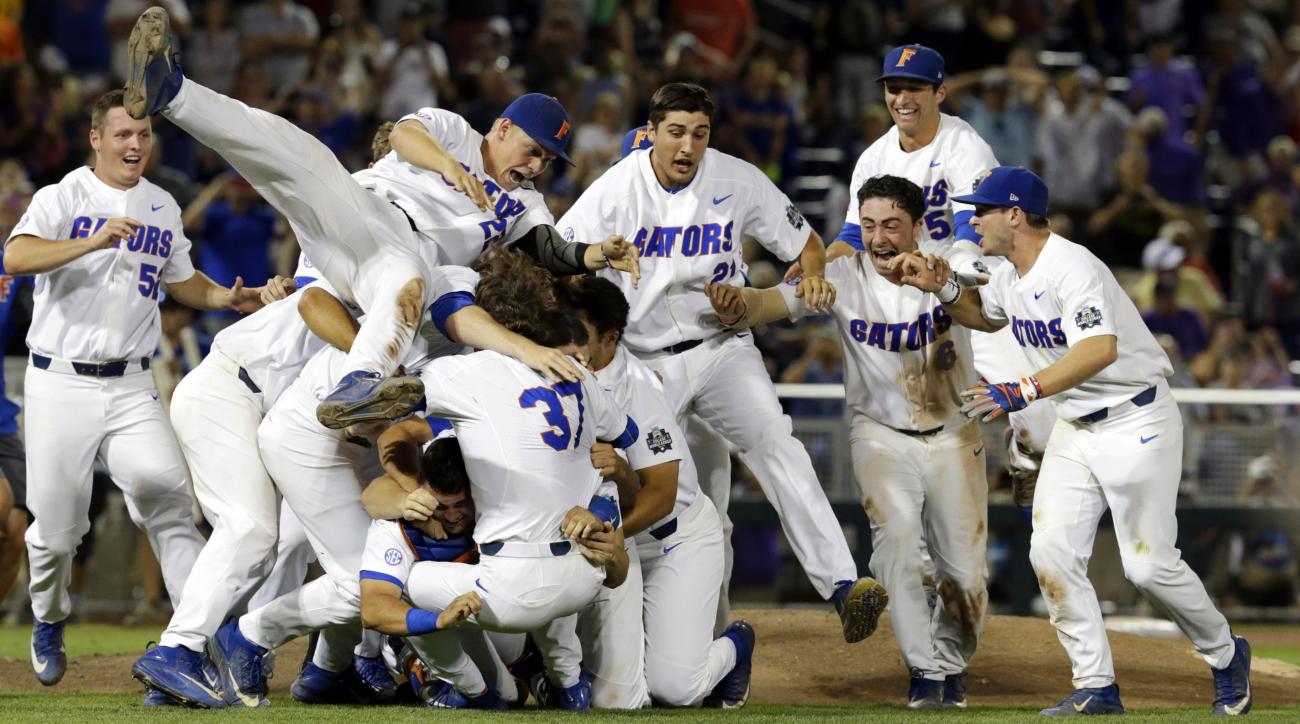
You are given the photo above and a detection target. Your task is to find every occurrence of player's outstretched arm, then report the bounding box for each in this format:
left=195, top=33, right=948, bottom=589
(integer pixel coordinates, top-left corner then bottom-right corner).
left=443, top=304, right=582, bottom=382
left=376, top=417, right=433, bottom=490
left=617, top=460, right=680, bottom=537
left=389, top=119, right=490, bottom=211
left=705, top=283, right=797, bottom=329
left=5, top=220, right=140, bottom=275
left=892, top=252, right=1001, bottom=333
left=297, top=286, right=360, bottom=352
left=360, top=580, right=479, bottom=635
left=960, top=335, right=1118, bottom=423
left=164, top=272, right=271, bottom=313
left=515, top=225, right=641, bottom=287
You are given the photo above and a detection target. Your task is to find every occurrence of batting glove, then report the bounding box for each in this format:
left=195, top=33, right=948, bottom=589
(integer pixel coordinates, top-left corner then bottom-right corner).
left=960, top=376, right=1042, bottom=422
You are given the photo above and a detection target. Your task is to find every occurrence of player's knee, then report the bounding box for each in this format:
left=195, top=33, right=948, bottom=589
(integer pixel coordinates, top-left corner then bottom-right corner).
left=36, top=528, right=85, bottom=558
left=646, top=670, right=704, bottom=707
left=732, top=412, right=793, bottom=453
left=1120, top=557, right=1170, bottom=591
left=1028, top=532, right=1073, bottom=575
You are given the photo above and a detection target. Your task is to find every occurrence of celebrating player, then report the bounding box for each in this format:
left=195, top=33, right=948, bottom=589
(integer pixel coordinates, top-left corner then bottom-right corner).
left=894, top=166, right=1252, bottom=717
left=706, top=175, right=989, bottom=709
left=123, top=7, right=638, bottom=432
left=4, top=88, right=281, bottom=687
left=558, top=81, right=886, bottom=643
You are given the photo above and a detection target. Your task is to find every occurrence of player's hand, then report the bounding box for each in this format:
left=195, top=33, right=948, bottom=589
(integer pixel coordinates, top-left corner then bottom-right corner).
left=258, top=275, right=296, bottom=304
left=414, top=516, right=448, bottom=540
left=589, top=442, right=629, bottom=479
left=441, top=165, right=491, bottom=212
left=600, top=235, right=640, bottom=288
left=960, top=381, right=1030, bottom=422
left=705, top=282, right=747, bottom=326
left=435, top=591, right=481, bottom=630
left=89, top=217, right=142, bottom=250
left=783, top=259, right=803, bottom=283
left=400, top=487, right=437, bottom=522
left=892, top=252, right=952, bottom=293
left=561, top=506, right=605, bottom=540
left=794, top=274, right=835, bottom=311
left=518, top=341, right=583, bottom=383
left=578, top=524, right=619, bottom=566
left=227, top=276, right=269, bottom=314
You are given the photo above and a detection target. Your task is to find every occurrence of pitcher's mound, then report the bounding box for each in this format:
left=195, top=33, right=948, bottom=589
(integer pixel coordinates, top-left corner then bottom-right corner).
left=746, top=609, right=1300, bottom=708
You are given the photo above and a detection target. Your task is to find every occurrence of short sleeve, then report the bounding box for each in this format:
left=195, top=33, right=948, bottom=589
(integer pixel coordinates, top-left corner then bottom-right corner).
left=621, top=374, right=684, bottom=472
left=978, top=271, right=1010, bottom=327
left=843, top=149, right=873, bottom=226
left=161, top=206, right=196, bottom=283
left=1055, top=259, right=1117, bottom=345
left=740, top=169, right=811, bottom=261
left=399, top=108, right=475, bottom=156
left=360, top=520, right=413, bottom=589
left=946, top=128, right=999, bottom=217
left=583, top=370, right=638, bottom=448
left=557, top=176, right=615, bottom=244
left=6, top=185, right=68, bottom=244
left=417, top=356, right=481, bottom=422
left=428, top=264, right=480, bottom=336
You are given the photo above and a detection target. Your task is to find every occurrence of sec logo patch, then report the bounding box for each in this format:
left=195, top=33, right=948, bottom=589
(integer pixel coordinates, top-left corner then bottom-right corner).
left=384, top=548, right=403, bottom=565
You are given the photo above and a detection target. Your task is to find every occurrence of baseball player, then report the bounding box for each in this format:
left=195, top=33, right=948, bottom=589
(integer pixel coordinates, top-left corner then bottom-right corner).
left=828, top=44, right=1056, bottom=492
left=5, top=88, right=278, bottom=687
left=558, top=82, right=886, bottom=643
left=563, top=276, right=753, bottom=709
left=895, top=166, right=1252, bottom=717
left=706, top=175, right=989, bottom=709
left=0, top=273, right=32, bottom=604
left=123, top=8, right=639, bottom=430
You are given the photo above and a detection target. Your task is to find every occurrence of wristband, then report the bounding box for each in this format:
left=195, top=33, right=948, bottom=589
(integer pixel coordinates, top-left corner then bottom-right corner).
left=406, top=608, right=441, bottom=635
left=937, top=274, right=962, bottom=305
left=1019, top=375, right=1043, bottom=403
left=587, top=495, right=621, bottom=528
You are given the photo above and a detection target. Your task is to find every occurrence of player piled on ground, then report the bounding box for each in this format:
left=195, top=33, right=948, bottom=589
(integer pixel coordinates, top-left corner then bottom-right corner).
left=122, top=7, right=638, bottom=434
left=4, top=87, right=287, bottom=689
left=895, top=166, right=1253, bottom=717
left=706, top=175, right=990, bottom=710
left=558, top=81, right=887, bottom=644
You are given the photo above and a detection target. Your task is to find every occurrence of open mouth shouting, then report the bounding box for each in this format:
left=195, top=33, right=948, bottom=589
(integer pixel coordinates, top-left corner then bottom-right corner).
left=123, top=153, right=143, bottom=169
left=871, top=244, right=899, bottom=266
left=672, top=157, right=694, bottom=175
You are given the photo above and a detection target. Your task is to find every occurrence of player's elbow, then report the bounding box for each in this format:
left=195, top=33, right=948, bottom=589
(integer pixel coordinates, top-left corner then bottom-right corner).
left=3, top=237, right=36, bottom=275
left=1095, top=336, right=1119, bottom=368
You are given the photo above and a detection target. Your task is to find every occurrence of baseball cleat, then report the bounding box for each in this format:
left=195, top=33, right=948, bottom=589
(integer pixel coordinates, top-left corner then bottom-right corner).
left=316, top=371, right=425, bottom=429
left=833, top=577, right=889, bottom=643
left=124, top=7, right=184, bottom=119
left=211, top=620, right=269, bottom=707
left=943, top=672, right=968, bottom=708
left=351, top=654, right=398, bottom=703
left=30, top=620, right=67, bottom=686
left=290, top=662, right=351, bottom=704
left=143, top=687, right=180, bottom=707
left=552, top=673, right=593, bottom=711
left=704, top=620, right=755, bottom=709
left=907, top=675, right=944, bottom=711
left=426, top=681, right=508, bottom=710
left=131, top=644, right=226, bottom=709
left=1040, top=683, right=1125, bottom=716
left=1212, top=635, right=1252, bottom=716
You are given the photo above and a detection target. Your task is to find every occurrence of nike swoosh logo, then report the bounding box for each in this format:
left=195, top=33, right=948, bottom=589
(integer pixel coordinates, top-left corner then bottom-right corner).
left=1034, top=291, right=1046, bottom=300
left=151, top=204, right=164, bottom=212
left=226, top=668, right=260, bottom=707
left=712, top=194, right=733, bottom=205
left=178, top=670, right=224, bottom=700
left=929, top=161, right=941, bottom=168
left=663, top=542, right=683, bottom=555
left=1140, top=435, right=1158, bottom=444
left=475, top=578, right=489, bottom=592
left=1225, top=682, right=1251, bottom=715
left=1074, top=696, right=1094, bottom=713
left=31, top=646, right=49, bottom=673
left=973, top=446, right=983, bottom=456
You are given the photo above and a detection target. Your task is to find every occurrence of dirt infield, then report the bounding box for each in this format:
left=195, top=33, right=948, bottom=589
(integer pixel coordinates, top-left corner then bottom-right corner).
left=2, top=611, right=1298, bottom=709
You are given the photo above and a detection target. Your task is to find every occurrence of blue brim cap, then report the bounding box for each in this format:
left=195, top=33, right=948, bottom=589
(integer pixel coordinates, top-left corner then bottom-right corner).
left=502, top=93, right=576, bottom=166
left=951, top=166, right=1050, bottom=215
left=876, top=44, right=945, bottom=85
left=621, top=125, right=653, bottom=158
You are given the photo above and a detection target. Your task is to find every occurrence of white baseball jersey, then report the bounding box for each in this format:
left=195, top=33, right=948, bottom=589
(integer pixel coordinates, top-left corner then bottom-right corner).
left=843, top=114, right=997, bottom=247
left=592, top=345, right=693, bottom=530
left=978, top=233, right=1173, bottom=420
left=780, top=241, right=984, bottom=431
left=361, top=519, right=477, bottom=590
left=7, top=167, right=196, bottom=361
left=558, top=148, right=811, bottom=352
left=417, top=350, right=638, bottom=545
left=354, top=108, right=555, bottom=267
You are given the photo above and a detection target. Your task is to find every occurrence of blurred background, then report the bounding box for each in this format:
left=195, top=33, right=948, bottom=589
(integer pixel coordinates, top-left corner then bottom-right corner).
left=0, top=0, right=1298, bottom=626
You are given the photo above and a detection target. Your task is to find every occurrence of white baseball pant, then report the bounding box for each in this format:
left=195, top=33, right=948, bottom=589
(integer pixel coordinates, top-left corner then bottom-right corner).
left=1029, top=387, right=1233, bottom=688
left=577, top=542, right=650, bottom=708
left=684, top=415, right=735, bottom=635
left=640, top=333, right=859, bottom=599
left=23, top=365, right=204, bottom=623
left=162, top=78, right=431, bottom=378
left=850, top=415, right=988, bottom=680
left=247, top=501, right=312, bottom=610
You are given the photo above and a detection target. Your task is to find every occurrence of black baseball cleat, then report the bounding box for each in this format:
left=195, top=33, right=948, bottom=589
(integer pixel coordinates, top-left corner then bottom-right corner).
left=832, top=577, right=889, bottom=643
left=124, top=7, right=184, bottom=119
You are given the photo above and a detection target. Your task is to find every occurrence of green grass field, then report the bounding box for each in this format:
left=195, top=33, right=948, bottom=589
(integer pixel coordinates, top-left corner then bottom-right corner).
left=2, top=624, right=1298, bottom=721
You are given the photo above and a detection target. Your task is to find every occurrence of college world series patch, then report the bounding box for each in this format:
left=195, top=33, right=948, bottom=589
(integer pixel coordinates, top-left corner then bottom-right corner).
left=1074, top=306, right=1103, bottom=329
left=646, top=426, right=673, bottom=454
left=785, top=204, right=805, bottom=230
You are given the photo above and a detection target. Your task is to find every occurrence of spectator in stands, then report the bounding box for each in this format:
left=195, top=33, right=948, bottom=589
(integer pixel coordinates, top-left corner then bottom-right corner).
left=1235, top=136, right=1298, bottom=209
left=668, top=0, right=758, bottom=82
left=728, top=55, right=795, bottom=185
left=286, top=88, right=358, bottom=160
left=1088, top=149, right=1185, bottom=267
left=949, top=67, right=1043, bottom=168
left=322, top=0, right=384, bottom=97
left=1206, top=454, right=1297, bottom=607
left=1205, top=0, right=1281, bottom=68
left=186, top=0, right=242, bottom=95
left=571, top=91, right=624, bottom=188
left=1132, top=224, right=1225, bottom=323
left=1135, top=106, right=1206, bottom=206
left=1206, top=345, right=1276, bottom=423
left=144, top=136, right=196, bottom=210
left=375, top=2, right=453, bottom=122
left=107, top=0, right=192, bottom=84
left=239, top=0, right=320, bottom=94
left=1126, top=33, right=1209, bottom=145
left=780, top=324, right=844, bottom=419
left=1143, top=278, right=1210, bottom=359
left=1036, top=65, right=1132, bottom=224
left=1204, top=26, right=1283, bottom=160
left=182, top=174, right=278, bottom=333
left=0, top=63, right=72, bottom=188
left=1236, top=188, right=1300, bottom=352
left=523, top=4, right=590, bottom=111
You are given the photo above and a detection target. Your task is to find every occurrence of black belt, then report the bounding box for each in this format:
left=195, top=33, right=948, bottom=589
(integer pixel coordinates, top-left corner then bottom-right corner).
left=32, top=353, right=149, bottom=378
left=1076, top=385, right=1158, bottom=424
left=648, top=518, right=678, bottom=540
left=661, top=339, right=703, bottom=355
left=893, top=424, right=943, bottom=437
left=238, top=367, right=261, bottom=394
left=479, top=541, right=572, bottom=557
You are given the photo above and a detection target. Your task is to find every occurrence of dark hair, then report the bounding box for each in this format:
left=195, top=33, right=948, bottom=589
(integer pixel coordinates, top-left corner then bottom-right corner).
left=555, top=276, right=628, bottom=337
left=1023, top=212, right=1050, bottom=229
left=648, top=82, right=715, bottom=127
left=521, top=308, right=589, bottom=348
left=420, top=437, right=469, bottom=496
left=856, top=175, right=926, bottom=224
left=92, top=90, right=128, bottom=132
left=471, top=248, right=556, bottom=336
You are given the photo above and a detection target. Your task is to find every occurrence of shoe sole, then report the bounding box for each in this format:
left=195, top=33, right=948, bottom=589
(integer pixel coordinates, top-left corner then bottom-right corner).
left=316, top=376, right=426, bottom=429
left=841, top=578, right=889, bottom=643
left=131, top=661, right=225, bottom=709
left=124, top=7, right=173, bottom=119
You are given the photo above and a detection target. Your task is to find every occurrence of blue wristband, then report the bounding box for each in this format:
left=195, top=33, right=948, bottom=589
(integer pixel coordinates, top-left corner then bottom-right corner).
left=405, top=608, right=441, bottom=635
left=587, top=495, right=620, bottom=529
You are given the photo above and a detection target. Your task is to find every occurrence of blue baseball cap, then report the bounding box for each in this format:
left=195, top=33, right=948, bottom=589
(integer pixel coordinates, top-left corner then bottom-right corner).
left=877, top=45, right=945, bottom=85
left=951, top=166, right=1050, bottom=215
left=502, top=93, right=575, bottom=166
left=621, top=125, right=653, bottom=158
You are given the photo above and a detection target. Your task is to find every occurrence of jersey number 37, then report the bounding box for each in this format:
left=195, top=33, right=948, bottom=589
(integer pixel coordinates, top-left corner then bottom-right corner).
left=519, top=381, right=586, bottom=452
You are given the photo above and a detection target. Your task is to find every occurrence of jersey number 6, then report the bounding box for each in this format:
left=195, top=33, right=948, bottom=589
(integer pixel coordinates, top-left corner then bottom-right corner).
left=519, top=381, right=586, bottom=451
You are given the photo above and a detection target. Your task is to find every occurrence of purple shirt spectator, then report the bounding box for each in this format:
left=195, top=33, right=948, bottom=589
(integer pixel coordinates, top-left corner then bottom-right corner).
left=1127, top=57, right=1205, bottom=143
left=1143, top=307, right=1209, bottom=359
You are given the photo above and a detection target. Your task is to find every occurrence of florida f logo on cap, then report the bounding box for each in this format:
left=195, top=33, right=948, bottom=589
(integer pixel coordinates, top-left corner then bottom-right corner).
left=877, top=45, right=945, bottom=85
left=896, top=48, right=918, bottom=66
left=502, top=93, right=576, bottom=166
